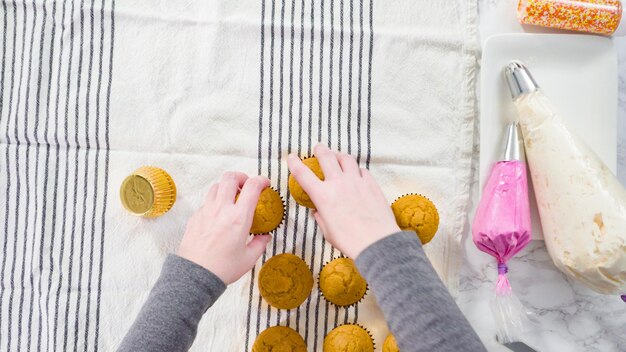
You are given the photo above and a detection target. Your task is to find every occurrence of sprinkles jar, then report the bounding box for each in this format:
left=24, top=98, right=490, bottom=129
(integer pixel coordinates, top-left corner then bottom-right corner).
left=517, top=0, right=625, bottom=36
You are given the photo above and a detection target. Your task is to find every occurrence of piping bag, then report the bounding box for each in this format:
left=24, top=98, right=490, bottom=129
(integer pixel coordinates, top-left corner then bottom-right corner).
left=504, top=61, right=626, bottom=301
left=472, top=122, right=532, bottom=343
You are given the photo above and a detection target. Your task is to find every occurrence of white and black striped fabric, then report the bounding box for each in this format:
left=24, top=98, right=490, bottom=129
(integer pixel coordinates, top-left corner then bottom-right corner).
left=1, top=0, right=478, bottom=350
left=243, top=0, right=375, bottom=350
left=0, top=0, right=114, bottom=351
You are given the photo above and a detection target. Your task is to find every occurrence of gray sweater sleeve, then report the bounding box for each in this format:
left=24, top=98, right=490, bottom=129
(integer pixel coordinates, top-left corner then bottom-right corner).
left=117, top=254, right=226, bottom=352
left=355, top=231, right=486, bottom=352
left=119, top=232, right=484, bottom=352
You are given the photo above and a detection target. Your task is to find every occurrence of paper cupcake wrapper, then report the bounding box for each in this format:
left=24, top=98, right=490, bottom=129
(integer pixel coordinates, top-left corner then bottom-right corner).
left=391, top=192, right=436, bottom=207
left=129, top=166, right=177, bottom=218
left=318, top=256, right=369, bottom=308
left=250, top=186, right=286, bottom=235
left=326, top=324, right=376, bottom=350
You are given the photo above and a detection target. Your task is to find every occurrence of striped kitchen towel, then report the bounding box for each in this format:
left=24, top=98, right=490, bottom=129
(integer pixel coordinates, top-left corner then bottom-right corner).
left=0, top=0, right=478, bottom=350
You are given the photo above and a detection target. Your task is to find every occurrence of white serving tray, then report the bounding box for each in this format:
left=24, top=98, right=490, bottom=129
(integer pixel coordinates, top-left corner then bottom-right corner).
left=480, top=33, right=617, bottom=240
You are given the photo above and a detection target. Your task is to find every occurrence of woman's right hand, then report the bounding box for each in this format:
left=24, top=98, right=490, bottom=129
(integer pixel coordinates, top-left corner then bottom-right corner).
left=287, top=144, right=400, bottom=259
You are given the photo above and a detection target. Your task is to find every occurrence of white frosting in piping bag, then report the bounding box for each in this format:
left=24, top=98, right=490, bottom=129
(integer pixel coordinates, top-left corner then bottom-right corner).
left=514, top=91, right=626, bottom=295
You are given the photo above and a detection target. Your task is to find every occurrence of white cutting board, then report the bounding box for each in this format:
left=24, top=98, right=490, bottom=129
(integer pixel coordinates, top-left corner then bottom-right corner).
left=480, top=33, right=617, bottom=240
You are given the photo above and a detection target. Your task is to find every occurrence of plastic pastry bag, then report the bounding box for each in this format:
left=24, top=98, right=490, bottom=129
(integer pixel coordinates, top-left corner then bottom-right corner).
left=472, top=123, right=532, bottom=343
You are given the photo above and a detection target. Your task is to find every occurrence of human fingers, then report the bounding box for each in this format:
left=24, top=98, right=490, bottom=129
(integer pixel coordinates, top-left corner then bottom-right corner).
left=245, top=234, right=272, bottom=266
left=360, top=168, right=388, bottom=200
left=217, top=172, right=248, bottom=203
left=204, top=183, right=219, bottom=204
left=314, top=144, right=342, bottom=178
left=360, top=168, right=379, bottom=188
left=337, top=152, right=360, bottom=176
left=237, top=176, right=270, bottom=217
left=288, top=154, right=323, bottom=192
left=313, top=211, right=330, bottom=237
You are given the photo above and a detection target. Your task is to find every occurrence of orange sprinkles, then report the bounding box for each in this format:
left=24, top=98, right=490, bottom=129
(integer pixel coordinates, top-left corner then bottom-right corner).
left=517, top=0, right=623, bottom=35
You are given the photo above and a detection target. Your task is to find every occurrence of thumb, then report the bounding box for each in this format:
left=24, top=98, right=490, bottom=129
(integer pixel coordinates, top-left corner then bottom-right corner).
left=245, top=234, right=272, bottom=265
left=313, top=211, right=329, bottom=237
left=313, top=211, right=336, bottom=249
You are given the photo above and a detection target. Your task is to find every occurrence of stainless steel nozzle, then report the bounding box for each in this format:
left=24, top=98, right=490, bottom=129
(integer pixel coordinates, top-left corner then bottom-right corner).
left=502, top=122, right=525, bottom=162
left=504, top=61, right=539, bottom=100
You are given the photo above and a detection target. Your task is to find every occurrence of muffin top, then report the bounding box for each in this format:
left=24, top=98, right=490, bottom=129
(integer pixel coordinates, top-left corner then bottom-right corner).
left=288, top=156, right=324, bottom=209
left=319, top=258, right=367, bottom=307
left=391, top=194, right=439, bottom=244
left=323, top=324, right=374, bottom=352
left=258, top=254, right=314, bottom=310
left=248, top=187, right=285, bottom=234
left=252, top=326, right=307, bottom=352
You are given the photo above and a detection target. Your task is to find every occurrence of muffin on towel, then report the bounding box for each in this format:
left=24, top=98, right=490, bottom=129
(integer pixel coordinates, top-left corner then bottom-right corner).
left=319, top=258, right=367, bottom=307
left=253, top=326, right=306, bottom=352
left=288, top=156, right=324, bottom=209
left=391, top=194, right=439, bottom=244
left=324, top=324, right=374, bottom=352
left=243, top=187, right=285, bottom=234
left=258, top=254, right=313, bottom=310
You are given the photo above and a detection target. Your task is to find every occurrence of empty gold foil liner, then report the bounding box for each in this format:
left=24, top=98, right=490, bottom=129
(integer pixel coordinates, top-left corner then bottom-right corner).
left=120, top=166, right=176, bottom=218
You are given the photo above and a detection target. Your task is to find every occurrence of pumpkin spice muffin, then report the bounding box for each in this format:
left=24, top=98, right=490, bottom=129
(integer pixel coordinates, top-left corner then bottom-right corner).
left=391, top=194, right=440, bottom=245
left=247, top=187, right=285, bottom=234
left=252, top=326, right=307, bottom=352
left=288, top=156, right=324, bottom=208
left=258, top=254, right=314, bottom=310
left=319, top=258, right=367, bottom=307
left=383, top=333, right=400, bottom=352
left=323, top=324, right=374, bottom=352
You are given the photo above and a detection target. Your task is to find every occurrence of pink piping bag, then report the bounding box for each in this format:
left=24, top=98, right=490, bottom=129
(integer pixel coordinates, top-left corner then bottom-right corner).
left=472, top=122, right=532, bottom=343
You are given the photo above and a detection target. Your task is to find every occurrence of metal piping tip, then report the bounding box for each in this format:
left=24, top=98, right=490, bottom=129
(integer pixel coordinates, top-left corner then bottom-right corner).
left=502, top=122, right=524, bottom=161
left=504, top=61, right=539, bottom=100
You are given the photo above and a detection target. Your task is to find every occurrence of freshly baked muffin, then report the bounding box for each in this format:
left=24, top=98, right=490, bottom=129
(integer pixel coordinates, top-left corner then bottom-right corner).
left=383, top=333, right=400, bottom=352
left=258, top=254, right=314, bottom=310
left=288, top=156, right=324, bottom=208
left=319, top=258, right=367, bottom=307
left=323, top=324, right=374, bottom=352
left=252, top=326, right=307, bottom=352
left=391, top=194, right=440, bottom=244
left=248, top=187, right=285, bottom=234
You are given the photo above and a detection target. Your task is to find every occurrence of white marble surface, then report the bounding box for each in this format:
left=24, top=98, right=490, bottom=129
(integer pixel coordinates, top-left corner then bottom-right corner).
left=456, top=1, right=626, bottom=351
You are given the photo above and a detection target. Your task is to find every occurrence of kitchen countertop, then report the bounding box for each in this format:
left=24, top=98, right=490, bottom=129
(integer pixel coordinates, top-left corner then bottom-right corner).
left=457, top=1, right=626, bottom=351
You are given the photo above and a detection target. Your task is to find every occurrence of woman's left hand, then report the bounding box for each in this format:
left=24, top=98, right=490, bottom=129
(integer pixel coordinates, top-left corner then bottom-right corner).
left=177, top=172, right=272, bottom=285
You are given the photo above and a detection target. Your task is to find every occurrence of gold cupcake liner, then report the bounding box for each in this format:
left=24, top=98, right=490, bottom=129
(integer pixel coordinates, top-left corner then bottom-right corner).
left=250, top=186, right=286, bottom=235
left=317, top=257, right=369, bottom=309
left=326, top=323, right=376, bottom=351
left=121, top=166, right=176, bottom=218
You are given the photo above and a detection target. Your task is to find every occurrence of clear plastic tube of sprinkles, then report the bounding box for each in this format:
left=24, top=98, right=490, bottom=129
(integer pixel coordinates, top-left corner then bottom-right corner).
left=517, top=0, right=626, bottom=36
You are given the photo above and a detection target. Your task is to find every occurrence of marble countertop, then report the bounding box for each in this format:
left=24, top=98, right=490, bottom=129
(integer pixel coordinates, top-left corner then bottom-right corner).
left=457, top=1, right=626, bottom=351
